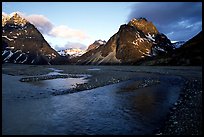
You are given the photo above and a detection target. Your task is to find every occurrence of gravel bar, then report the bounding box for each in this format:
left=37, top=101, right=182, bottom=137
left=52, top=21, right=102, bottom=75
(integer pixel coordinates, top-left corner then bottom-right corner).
left=155, top=78, right=202, bottom=135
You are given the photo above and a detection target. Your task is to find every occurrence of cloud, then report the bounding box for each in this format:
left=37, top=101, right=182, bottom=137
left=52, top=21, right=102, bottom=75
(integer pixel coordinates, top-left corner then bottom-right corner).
left=127, top=2, right=202, bottom=41
left=3, top=11, right=54, bottom=34
left=49, top=25, right=89, bottom=40
left=54, top=41, right=87, bottom=51
left=26, top=14, right=54, bottom=34
left=3, top=11, right=89, bottom=41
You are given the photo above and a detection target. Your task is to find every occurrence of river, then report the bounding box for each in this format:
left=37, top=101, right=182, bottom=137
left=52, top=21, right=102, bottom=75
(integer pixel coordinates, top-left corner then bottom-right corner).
left=2, top=73, right=185, bottom=135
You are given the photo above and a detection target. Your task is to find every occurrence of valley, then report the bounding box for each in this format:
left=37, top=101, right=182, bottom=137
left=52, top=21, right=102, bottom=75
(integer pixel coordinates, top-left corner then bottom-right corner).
left=2, top=3, right=202, bottom=135
left=2, top=63, right=202, bottom=135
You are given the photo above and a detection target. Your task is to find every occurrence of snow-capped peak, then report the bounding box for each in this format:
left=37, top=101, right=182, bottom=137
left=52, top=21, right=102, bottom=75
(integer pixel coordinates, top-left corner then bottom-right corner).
left=97, top=40, right=106, bottom=45
left=2, top=12, right=28, bottom=27
left=58, top=48, right=86, bottom=58
left=172, top=41, right=186, bottom=49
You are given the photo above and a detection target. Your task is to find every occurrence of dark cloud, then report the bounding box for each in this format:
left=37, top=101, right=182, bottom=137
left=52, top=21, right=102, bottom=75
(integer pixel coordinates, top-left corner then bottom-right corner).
left=127, top=2, right=202, bottom=41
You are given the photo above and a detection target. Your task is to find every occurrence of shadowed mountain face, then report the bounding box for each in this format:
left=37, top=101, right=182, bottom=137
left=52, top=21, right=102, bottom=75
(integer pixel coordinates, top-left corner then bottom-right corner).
left=2, top=13, right=69, bottom=65
left=77, top=18, right=173, bottom=65
left=139, top=31, right=202, bottom=66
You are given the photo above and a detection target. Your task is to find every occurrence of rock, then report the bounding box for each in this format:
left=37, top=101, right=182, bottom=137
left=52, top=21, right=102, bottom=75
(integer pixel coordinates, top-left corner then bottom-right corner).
left=173, top=121, right=178, bottom=124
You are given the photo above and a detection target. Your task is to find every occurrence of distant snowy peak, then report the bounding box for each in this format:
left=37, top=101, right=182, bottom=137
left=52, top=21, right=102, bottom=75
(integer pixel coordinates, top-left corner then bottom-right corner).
left=172, top=41, right=186, bottom=49
left=58, top=48, right=86, bottom=58
left=2, top=12, right=28, bottom=27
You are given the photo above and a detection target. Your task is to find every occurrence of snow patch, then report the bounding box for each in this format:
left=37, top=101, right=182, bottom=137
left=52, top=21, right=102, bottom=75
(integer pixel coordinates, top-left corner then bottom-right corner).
left=146, top=33, right=155, bottom=41
left=3, top=51, right=13, bottom=61
left=58, top=48, right=86, bottom=58
left=132, top=41, right=138, bottom=46
left=155, top=46, right=165, bottom=52
left=21, top=56, right=27, bottom=63
left=6, top=47, right=15, bottom=50
left=14, top=50, right=22, bottom=54
left=16, top=53, right=23, bottom=61
left=31, top=59, right=35, bottom=64
left=2, top=36, right=14, bottom=41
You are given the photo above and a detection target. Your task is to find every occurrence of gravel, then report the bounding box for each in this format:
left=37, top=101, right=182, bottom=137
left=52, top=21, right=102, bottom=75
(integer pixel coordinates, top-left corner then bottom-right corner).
left=155, top=78, right=202, bottom=135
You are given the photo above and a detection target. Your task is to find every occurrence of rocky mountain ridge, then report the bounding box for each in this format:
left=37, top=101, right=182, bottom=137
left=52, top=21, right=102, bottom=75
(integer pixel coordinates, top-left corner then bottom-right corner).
left=2, top=13, right=68, bottom=65
left=77, top=18, right=173, bottom=65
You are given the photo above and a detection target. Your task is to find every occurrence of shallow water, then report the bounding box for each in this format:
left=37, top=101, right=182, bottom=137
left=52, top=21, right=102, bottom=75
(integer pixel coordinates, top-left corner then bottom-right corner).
left=30, top=77, right=88, bottom=91
left=87, top=68, right=101, bottom=71
left=2, top=73, right=185, bottom=135
left=47, top=68, right=65, bottom=75
left=22, top=67, right=89, bottom=92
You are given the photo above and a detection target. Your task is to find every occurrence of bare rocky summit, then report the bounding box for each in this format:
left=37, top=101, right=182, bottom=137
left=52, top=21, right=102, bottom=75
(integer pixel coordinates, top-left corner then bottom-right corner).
left=77, top=18, right=173, bottom=65
left=2, top=13, right=68, bottom=65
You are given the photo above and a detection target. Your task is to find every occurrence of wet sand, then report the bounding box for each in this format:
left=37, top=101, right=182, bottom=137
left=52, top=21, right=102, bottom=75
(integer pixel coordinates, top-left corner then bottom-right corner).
left=2, top=63, right=202, bottom=135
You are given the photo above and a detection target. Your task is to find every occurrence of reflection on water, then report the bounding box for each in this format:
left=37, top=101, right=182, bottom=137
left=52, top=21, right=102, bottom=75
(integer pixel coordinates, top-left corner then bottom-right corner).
left=24, top=67, right=89, bottom=91
left=87, top=68, right=101, bottom=71
left=31, top=77, right=88, bottom=90
left=2, top=75, right=185, bottom=135
left=48, top=68, right=64, bottom=72
left=47, top=68, right=65, bottom=76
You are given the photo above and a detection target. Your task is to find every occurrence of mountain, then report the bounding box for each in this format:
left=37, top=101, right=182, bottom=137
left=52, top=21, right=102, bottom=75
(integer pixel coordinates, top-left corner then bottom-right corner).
left=77, top=18, right=173, bottom=65
left=2, top=13, right=68, bottom=65
left=86, top=40, right=106, bottom=52
left=172, top=41, right=186, bottom=49
left=139, top=31, right=202, bottom=66
left=58, top=48, right=86, bottom=58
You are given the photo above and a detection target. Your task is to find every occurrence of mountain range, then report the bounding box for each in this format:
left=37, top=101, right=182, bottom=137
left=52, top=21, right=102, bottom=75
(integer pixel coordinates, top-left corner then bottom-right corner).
left=2, top=13, right=202, bottom=66
left=138, top=31, right=202, bottom=65
left=58, top=48, right=86, bottom=58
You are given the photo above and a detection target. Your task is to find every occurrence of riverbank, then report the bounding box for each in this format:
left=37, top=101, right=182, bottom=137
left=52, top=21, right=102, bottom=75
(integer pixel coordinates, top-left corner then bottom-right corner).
left=155, top=77, right=202, bottom=135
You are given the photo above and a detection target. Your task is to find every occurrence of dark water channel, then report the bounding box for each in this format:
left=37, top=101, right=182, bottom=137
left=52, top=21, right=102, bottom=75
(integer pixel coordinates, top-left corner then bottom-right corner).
left=2, top=74, right=185, bottom=135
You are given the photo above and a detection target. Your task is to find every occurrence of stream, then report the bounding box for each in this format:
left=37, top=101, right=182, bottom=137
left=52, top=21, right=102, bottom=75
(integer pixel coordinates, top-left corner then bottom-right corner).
left=2, top=69, right=185, bottom=135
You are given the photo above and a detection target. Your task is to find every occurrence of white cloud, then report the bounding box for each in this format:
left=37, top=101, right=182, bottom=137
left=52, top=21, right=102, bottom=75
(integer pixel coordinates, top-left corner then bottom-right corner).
left=49, top=25, right=89, bottom=40
left=3, top=11, right=94, bottom=51
left=3, top=11, right=90, bottom=41
left=26, top=14, right=54, bottom=34
left=43, top=35, right=89, bottom=51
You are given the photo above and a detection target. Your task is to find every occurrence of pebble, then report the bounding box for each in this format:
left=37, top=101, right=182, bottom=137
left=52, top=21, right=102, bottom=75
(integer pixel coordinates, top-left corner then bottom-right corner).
left=172, top=107, right=176, bottom=110
left=173, top=121, right=178, bottom=124
left=156, top=79, right=202, bottom=135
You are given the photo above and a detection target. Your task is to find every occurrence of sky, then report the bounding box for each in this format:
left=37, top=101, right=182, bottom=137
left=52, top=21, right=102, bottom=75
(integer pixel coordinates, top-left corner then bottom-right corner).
left=2, top=2, right=202, bottom=50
